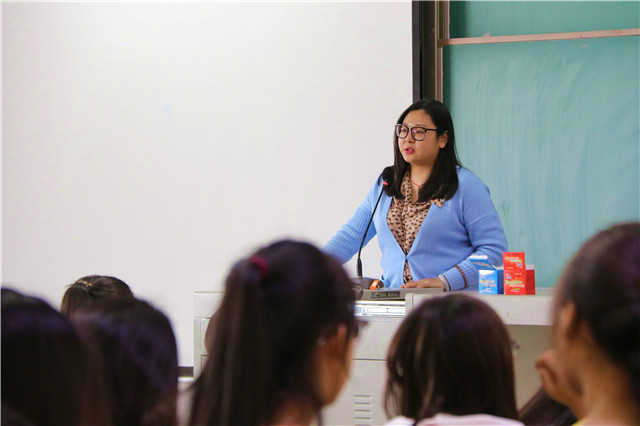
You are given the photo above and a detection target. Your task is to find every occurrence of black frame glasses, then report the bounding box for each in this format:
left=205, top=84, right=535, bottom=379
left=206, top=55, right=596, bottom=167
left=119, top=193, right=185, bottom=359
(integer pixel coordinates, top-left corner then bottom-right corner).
left=511, top=341, right=521, bottom=359
left=353, top=318, right=369, bottom=339
left=395, top=124, right=438, bottom=141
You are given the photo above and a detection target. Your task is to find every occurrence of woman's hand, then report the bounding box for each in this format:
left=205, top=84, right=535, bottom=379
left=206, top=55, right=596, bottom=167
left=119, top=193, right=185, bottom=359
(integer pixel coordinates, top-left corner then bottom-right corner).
left=401, top=278, right=445, bottom=290
left=535, top=349, right=585, bottom=419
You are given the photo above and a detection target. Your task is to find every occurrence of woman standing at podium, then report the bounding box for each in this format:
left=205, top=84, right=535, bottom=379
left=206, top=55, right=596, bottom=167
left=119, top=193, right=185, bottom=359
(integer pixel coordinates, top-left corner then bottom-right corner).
left=325, top=100, right=507, bottom=290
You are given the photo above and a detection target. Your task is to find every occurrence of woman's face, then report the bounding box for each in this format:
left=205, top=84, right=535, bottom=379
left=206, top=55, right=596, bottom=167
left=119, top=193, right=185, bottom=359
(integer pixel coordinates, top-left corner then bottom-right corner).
left=398, top=109, right=447, bottom=169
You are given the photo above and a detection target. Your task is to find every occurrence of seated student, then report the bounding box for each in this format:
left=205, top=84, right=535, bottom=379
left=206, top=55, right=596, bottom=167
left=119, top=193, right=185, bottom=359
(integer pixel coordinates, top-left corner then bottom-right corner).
left=1, top=288, right=110, bottom=426
left=188, top=240, right=359, bottom=426
left=74, top=298, right=179, bottom=426
left=535, top=222, right=640, bottom=425
left=384, top=294, right=522, bottom=425
left=60, top=274, right=134, bottom=317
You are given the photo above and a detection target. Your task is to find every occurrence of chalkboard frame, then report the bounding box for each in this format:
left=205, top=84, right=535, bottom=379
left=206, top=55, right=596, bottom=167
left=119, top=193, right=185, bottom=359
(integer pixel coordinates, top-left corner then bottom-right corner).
left=412, top=1, right=640, bottom=287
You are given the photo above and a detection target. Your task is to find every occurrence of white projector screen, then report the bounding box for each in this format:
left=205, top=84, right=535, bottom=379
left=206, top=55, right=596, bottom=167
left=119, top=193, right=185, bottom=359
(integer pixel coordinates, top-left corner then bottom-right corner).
left=2, top=2, right=412, bottom=365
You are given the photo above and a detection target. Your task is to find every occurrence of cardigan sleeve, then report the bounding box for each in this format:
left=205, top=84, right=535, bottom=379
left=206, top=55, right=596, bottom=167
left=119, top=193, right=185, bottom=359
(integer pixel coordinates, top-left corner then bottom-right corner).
left=442, top=171, right=508, bottom=291
left=323, top=178, right=382, bottom=264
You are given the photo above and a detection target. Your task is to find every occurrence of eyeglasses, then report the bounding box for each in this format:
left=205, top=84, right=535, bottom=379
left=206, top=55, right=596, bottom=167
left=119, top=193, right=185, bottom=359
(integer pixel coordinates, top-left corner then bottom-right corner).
left=395, top=124, right=439, bottom=141
left=511, top=341, right=521, bottom=359
left=316, top=318, right=369, bottom=347
left=353, top=318, right=368, bottom=339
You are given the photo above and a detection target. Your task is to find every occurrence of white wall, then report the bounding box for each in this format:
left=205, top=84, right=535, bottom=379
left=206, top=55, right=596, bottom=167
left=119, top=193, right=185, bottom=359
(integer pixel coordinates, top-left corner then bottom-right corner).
left=2, top=2, right=412, bottom=365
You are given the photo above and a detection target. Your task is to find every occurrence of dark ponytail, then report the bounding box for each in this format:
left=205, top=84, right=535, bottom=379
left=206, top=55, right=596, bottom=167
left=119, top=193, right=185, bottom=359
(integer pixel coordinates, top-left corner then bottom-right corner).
left=194, top=258, right=276, bottom=426
left=189, top=240, right=357, bottom=426
left=558, top=222, right=640, bottom=402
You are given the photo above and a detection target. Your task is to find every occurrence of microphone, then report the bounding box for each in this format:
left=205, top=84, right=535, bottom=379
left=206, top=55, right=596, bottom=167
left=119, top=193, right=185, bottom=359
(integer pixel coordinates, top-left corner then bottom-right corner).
left=353, top=167, right=392, bottom=292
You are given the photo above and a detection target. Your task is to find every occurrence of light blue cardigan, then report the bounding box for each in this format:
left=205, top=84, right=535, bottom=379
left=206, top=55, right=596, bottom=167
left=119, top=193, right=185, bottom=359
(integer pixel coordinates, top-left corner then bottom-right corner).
left=324, top=167, right=508, bottom=290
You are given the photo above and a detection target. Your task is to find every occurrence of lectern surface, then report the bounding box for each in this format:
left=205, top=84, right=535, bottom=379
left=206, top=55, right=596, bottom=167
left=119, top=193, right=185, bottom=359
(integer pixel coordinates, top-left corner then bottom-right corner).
left=357, top=287, right=443, bottom=300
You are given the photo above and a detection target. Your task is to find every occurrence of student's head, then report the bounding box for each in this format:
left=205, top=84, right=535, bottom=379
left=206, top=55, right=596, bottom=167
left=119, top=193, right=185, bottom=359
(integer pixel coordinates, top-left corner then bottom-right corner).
left=385, top=294, right=518, bottom=421
left=74, top=298, right=179, bottom=426
left=388, top=99, right=461, bottom=201
left=60, top=275, right=134, bottom=317
left=190, top=239, right=358, bottom=426
left=1, top=288, right=109, bottom=426
left=552, top=222, right=640, bottom=404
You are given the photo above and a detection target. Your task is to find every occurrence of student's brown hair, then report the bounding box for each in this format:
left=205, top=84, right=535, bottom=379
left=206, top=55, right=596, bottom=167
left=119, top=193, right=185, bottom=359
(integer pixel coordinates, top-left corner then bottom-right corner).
left=60, top=275, right=134, bottom=317
left=385, top=294, right=518, bottom=421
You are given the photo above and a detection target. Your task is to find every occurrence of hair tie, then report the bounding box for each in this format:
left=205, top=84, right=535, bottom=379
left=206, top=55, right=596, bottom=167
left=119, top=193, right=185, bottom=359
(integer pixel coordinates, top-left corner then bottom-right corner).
left=249, top=255, right=270, bottom=279
left=76, top=280, right=91, bottom=289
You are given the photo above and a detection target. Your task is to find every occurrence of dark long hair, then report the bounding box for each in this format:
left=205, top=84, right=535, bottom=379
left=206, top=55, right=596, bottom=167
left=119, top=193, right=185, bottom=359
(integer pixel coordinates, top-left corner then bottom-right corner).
left=1, top=288, right=110, bottom=426
left=189, top=240, right=357, bottom=426
left=385, top=294, right=518, bottom=421
left=386, top=99, right=461, bottom=202
left=556, top=222, right=640, bottom=404
left=60, top=275, right=134, bottom=317
left=74, top=298, right=179, bottom=426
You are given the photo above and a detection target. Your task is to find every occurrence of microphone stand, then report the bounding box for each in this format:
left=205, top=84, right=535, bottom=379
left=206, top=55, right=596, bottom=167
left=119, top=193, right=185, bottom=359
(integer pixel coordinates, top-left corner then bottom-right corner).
left=353, top=180, right=388, bottom=295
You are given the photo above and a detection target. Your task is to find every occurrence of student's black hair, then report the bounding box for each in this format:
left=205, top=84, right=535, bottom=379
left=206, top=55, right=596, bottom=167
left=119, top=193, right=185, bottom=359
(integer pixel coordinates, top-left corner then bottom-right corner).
left=189, top=239, right=357, bottom=426
left=1, top=288, right=110, bottom=426
left=385, top=294, right=518, bottom=421
left=74, top=298, right=179, bottom=426
left=385, top=99, right=461, bottom=202
left=60, top=275, right=134, bottom=317
left=556, top=222, right=640, bottom=404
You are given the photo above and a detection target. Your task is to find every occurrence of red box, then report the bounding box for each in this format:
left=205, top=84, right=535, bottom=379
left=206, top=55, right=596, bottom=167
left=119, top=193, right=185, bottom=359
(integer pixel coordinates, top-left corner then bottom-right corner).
left=503, top=252, right=525, bottom=270
left=525, top=265, right=536, bottom=295
left=504, top=270, right=527, bottom=294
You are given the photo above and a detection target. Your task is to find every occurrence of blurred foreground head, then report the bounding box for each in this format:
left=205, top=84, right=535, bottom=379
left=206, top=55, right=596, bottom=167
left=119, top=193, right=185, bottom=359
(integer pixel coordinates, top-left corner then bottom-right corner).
left=74, top=298, right=179, bottom=426
left=385, top=293, right=518, bottom=421
left=2, top=288, right=110, bottom=426
left=190, top=239, right=358, bottom=426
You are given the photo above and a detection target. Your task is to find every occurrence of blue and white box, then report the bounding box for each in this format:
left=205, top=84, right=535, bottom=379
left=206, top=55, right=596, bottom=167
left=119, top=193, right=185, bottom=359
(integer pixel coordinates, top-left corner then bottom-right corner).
left=470, top=254, right=504, bottom=294
left=478, top=268, right=504, bottom=294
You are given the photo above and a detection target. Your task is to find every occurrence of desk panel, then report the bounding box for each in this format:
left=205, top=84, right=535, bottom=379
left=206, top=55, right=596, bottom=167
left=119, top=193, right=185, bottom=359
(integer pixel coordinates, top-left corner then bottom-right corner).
left=194, top=291, right=554, bottom=423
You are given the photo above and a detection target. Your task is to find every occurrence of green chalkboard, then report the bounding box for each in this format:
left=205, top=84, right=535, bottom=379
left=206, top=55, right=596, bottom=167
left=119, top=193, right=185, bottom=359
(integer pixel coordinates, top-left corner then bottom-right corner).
left=450, top=1, right=640, bottom=38
left=444, top=36, right=640, bottom=287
